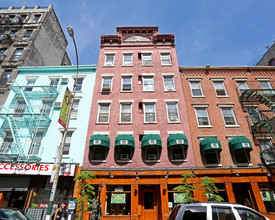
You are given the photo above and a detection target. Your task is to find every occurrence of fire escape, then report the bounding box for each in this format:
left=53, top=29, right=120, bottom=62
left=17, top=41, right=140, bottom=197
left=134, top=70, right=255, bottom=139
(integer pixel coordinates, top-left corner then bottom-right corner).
left=238, top=81, right=275, bottom=167
left=0, top=84, right=59, bottom=163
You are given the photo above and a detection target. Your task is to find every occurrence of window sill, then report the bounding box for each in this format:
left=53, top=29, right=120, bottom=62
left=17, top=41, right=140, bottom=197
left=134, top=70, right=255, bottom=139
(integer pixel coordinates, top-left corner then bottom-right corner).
left=75, top=91, right=82, bottom=93
left=168, top=121, right=181, bottom=124
left=143, top=90, right=155, bottom=92
left=118, top=122, right=133, bottom=125
left=171, top=159, right=187, bottom=162
left=142, top=65, right=153, bottom=67
left=120, top=90, right=133, bottom=93
left=100, top=90, right=112, bottom=93
left=198, top=125, right=213, bottom=128
left=205, top=164, right=222, bottom=167
left=103, top=65, right=114, bottom=67
left=117, top=160, right=132, bottom=163
left=216, top=95, right=230, bottom=98
left=235, top=163, right=250, bottom=167
left=145, top=160, right=160, bottom=163
left=225, top=125, right=240, bottom=128
left=164, top=90, right=177, bottom=92
left=122, top=65, right=133, bottom=67
left=96, top=122, right=109, bottom=125
left=161, top=64, right=172, bottom=67
left=192, top=95, right=205, bottom=98
left=70, top=117, right=77, bottom=120
left=91, top=160, right=106, bottom=163
left=144, top=121, right=158, bottom=124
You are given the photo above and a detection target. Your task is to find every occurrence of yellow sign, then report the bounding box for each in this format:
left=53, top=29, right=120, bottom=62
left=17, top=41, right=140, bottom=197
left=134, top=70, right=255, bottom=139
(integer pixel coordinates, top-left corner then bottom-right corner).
left=58, top=87, right=72, bottom=128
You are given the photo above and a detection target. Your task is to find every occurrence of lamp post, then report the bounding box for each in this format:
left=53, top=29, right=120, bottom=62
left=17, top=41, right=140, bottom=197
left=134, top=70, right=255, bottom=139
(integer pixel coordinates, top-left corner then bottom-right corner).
left=45, top=26, right=79, bottom=220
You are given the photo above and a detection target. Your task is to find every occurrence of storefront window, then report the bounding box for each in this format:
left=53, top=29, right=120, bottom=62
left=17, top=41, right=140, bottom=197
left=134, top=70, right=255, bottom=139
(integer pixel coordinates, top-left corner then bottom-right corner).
left=258, top=182, right=275, bottom=212
left=106, top=185, right=131, bottom=216
left=215, top=183, right=228, bottom=202
left=168, top=184, right=189, bottom=211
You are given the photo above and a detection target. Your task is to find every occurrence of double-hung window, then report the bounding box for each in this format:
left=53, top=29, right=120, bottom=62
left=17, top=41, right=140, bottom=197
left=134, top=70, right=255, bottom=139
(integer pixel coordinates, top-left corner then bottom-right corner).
left=60, top=130, right=73, bottom=155
left=104, top=53, right=115, bottom=66
left=97, top=103, right=110, bottom=123
left=75, top=78, right=83, bottom=92
left=213, top=81, right=228, bottom=96
left=220, top=107, right=238, bottom=126
left=14, top=100, right=26, bottom=114
left=195, top=107, right=211, bottom=126
left=142, top=53, right=152, bottom=66
left=144, top=103, right=156, bottom=123
left=259, top=80, right=275, bottom=94
left=11, top=48, right=23, bottom=61
left=22, top=30, right=32, bottom=40
left=120, top=103, right=132, bottom=123
left=163, top=75, right=175, bottom=91
left=0, top=70, right=12, bottom=85
left=71, top=99, right=80, bottom=118
left=236, top=80, right=249, bottom=94
left=0, top=49, right=6, bottom=61
left=123, top=53, right=133, bottom=66
left=101, top=76, right=113, bottom=91
left=166, top=102, right=180, bottom=122
left=41, top=100, right=53, bottom=116
left=247, top=107, right=262, bottom=125
left=160, top=52, right=171, bottom=65
left=143, top=76, right=154, bottom=91
left=121, top=76, right=132, bottom=91
left=32, top=15, right=41, bottom=23
left=49, top=78, right=60, bottom=89
left=258, top=140, right=275, bottom=165
left=25, top=79, right=36, bottom=91
left=189, top=81, right=203, bottom=97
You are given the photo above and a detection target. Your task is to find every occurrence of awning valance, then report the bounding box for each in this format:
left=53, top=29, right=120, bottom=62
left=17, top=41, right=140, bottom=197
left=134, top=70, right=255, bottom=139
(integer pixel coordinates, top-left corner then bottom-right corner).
left=141, top=134, right=162, bottom=148
left=115, top=134, right=135, bottom=148
left=89, top=134, right=110, bottom=149
left=167, top=134, right=188, bottom=148
left=228, top=137, right=252, bottom=152
left=200, top=138, right=222, bottom=151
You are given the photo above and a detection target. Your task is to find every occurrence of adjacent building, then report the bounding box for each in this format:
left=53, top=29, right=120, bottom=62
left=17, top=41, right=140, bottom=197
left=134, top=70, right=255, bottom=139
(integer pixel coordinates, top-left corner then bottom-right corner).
left=80, top=26, right=195, bottom=220
left=0, top=5, right=71, bottom=105
left=0, top=65, right=96, bottom=219
left=180, top=66, right=275, bottom=219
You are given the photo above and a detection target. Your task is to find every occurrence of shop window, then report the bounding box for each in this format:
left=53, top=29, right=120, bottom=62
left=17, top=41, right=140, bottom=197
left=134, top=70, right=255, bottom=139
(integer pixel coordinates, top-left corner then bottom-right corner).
left=92, top=146, right=108, bottom=161
left=258, top=182, right=275, bottom=212
left=106, top=185, right=131, bottom=216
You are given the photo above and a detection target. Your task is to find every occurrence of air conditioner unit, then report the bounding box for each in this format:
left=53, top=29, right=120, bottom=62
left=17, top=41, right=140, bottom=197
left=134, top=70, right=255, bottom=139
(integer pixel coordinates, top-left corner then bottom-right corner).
left=102, top=84, right=111, bottom=91
left=148, top=154, right=157, bottom=160
left=61, top=78, right=69, bottom=83
left=120, top=154, right=129, bottom=160
left=143, top=60, right=152, bottom=66
left=53, top=102, right=61, bottom=108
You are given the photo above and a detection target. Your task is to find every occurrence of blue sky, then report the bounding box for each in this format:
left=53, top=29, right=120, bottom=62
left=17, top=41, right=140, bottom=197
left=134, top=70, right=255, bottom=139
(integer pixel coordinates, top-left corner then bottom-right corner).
left=2, top=0, right=275, bottom=66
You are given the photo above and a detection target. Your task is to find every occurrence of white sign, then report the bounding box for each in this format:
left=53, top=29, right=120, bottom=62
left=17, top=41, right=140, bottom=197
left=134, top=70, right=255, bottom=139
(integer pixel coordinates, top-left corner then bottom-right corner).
left=0, top=163, right=76, bottom=176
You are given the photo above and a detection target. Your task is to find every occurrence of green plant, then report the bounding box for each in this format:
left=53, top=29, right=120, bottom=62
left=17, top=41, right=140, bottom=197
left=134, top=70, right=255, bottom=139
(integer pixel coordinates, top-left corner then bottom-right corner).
left=200, top=176, right=224, bottom=202
left=173, top=173, right=199, bottom=203
left=74, top=171, right=96, bottom=220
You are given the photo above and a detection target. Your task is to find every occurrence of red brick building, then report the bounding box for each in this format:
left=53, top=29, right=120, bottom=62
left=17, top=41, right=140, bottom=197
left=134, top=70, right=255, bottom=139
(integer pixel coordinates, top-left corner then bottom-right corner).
left=180, top=66, right=275, bottom=219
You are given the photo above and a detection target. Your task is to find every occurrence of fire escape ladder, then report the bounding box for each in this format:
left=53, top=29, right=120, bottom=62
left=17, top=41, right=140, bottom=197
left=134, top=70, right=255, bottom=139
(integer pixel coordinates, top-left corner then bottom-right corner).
left=250, top=91, right=275, bottom=112
left=19, top=87, right=34, bottom=114
left=7, top=116, right=24, bottom=156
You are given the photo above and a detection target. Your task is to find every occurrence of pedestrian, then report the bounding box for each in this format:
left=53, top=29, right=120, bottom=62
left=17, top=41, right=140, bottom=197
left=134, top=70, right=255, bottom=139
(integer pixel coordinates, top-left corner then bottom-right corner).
left=52, top=203, right=66, bottom=220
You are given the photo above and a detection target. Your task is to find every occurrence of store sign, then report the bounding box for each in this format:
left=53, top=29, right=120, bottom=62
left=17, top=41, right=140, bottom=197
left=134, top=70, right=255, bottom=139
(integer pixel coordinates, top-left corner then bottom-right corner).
left=111, top=193, right=126, bottom=204
left=58, top=87, right=73, bottom=128
left=173, top=193, right=185, bottom=203
left=0, top=163, right=76, bottom=176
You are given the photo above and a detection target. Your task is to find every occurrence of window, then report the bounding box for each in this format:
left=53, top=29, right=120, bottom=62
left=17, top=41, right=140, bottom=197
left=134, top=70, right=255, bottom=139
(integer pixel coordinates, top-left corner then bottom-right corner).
left=9, top=16, right=15, bottom=22
left=143, top=76, right=154, bottom=91
left=120, top=103, right=132, bottom=123
left=0, top=132, right=13, bottom=154
left=171, top=145, right=185, bottom=161
left=268, top=58, right=275, bottom=66
left=142, top=53, right=152, bottom=66
left=25, top=79, right=36, bottom=91
left=144, top=103, right=156, bottom=123
left=163, top=76, right=175, bottom=91
left=189, top=81, right=203, bottom=96
left=145, top=146, right=160, bottom=161
left=32, top=15, right=41, bottom=23
left=195, top=108, right=211, bottom=126
left=97, top=103, right=110, bottom=123
left=29, top=132, right=44, bottom=155
left=160, top=52, right=171, bottom=65
left=22, top=30, right=32, bottom=40
left=236, top=81, right=249, bottom=94
left=258, top=140, right=275, bottom=165
left=101, top=77, right=112, bottom=91
left=235, top=208, right=265, bottom=220
left=167, top=102, right=180, bottom=122
left=9, top=30, right=17, bottom=40
left=14, top=100, right=26, bottom=114
left=61, top=131, right=73, bottom=155
left=247, top=107, right=261, bottom=124
left=182, top=206, right=207, bottom=220
left=123, top=53, right=133, bottom=66
left=49, top=78, right=60, bottom=88
left=204, top=150, right=220, bottom=166
left=121, top=76, right=132, bottom=91
left=75, top=78, right=83, bottom=91
left=213, top=81, right=228, bottom=96
left=11, top=48, right=23, bottom=61
left=0, top=49, right=6, bottom=61
left=104, top=54, right=115, bottom=66
left=92, top=145, right=108, bottom=160
left=0, top=70, right=12, bottom=85
left=117, top=146, right=132, bottom=161
left=259, top=80, right=275, bottom=94
left=233, top=149, right=250, bottom=165
left=212, top=207, right=236, bottom=220
left=258, top=182, right=275, bottom=212
left=221, top=107, right=237, bottom=126
left=41, top=101, right=53, bottom=116
left=71, top=100, right=79, bottom=118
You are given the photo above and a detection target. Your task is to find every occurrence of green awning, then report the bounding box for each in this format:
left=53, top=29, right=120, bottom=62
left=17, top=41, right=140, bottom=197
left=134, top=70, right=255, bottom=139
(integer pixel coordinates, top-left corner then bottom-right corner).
left=167, top=134, right=188, bottom=148
left=141, top=134, right=162, bottom=148
left=228, top=137, right=252, bottom=152
left=115, top=134, right=135, bottom=148
left=200, top=138, right=222, bottom=151
left=89, top=134, right=110, bottom=149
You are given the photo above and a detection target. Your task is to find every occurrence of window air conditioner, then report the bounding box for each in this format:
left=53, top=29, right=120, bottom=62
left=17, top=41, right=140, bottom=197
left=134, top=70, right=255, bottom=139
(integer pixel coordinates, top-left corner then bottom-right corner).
left=53, top=102, right=61, bottom=108
left=120, top=154, right=129, bottom=160
left=102, top=84, right=111, bottom=91
left=148, top=154, right=157, bottom=160
left=61, top=78, right=69, bottom=83
left=143, top=60, right=152, bottom=66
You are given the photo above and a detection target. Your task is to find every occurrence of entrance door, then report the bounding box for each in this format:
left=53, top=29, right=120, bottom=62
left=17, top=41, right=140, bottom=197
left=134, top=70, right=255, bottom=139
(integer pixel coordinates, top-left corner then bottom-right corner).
left=140, top=187, right=158, bottom=220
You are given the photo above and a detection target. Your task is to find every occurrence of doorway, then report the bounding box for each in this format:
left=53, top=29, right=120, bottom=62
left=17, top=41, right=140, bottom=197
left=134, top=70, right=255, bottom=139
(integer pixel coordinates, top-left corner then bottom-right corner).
left=232, top=183, right=256, bottom=209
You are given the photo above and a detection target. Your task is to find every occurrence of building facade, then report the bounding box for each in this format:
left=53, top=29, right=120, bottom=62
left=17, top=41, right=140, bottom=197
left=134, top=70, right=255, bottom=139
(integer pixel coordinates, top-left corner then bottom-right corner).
left=180, top=66, right=275, bottom=219
left=0, top=5, right=71, bottom=106
left=79, top=27, right=195, bottom=220
left=0, top=65, right=96, bottom=219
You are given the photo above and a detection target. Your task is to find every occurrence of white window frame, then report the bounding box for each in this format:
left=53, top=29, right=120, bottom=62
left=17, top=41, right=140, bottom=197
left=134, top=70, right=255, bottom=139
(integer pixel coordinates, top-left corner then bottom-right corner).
left=163, top=75, right=175, bottom=91
left=212, top=80, right=228, bottom=97
left=74, top=77, right=84, bottom=92
left=41, top=100, right=53, bottom=116
left=142, top=53, right=152, bottom=66
left=235, top=80, right=249, bottom=94
left=143, top=76, right=154, bottom=91
left=97, top=103, right=111, bottom=124
left=49, top=77, right=60, bottom=89
left=195, top=107, right=211, bottom=127
left=160, top=52, right=171, bottom=65
left=104, top=53, right=115, bottom=66
left=166, top=102, right=180, bottom=123
left=189, top=80, right=204, bottom=97
left=120, top=102, right=132, bottom=123
left=71, top=99, right=80, bottom=118
left=258, top=80, right=275, bottom=94
left=123, top=53, right=133, bottom=66
left=246, top=106, right=262, bottom=125
left=144, top=103, right=157, bottom=123
left=59, top=129, right=75, bottom=156
left=220, top=106, right=238, bottom=127
left=25, top=79, right=36, bottom=91
left=101, top=76, right=113, bottom=92
left=121, top=76, right=132, bottom=92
